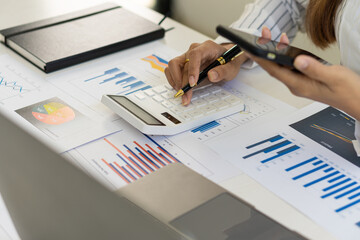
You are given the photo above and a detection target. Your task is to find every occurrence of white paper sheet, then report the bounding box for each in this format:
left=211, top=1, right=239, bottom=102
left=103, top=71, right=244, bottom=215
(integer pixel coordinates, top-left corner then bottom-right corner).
left=207, top=103, right=360, bottom=240
left=0, top=42, right=298, bottom=238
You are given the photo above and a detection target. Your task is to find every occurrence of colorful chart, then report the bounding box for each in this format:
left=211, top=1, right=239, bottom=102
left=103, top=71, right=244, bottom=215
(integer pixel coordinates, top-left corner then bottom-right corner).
left=32, top=102, right=75, bottom=125
left=141, top=54, right=168, bottom=72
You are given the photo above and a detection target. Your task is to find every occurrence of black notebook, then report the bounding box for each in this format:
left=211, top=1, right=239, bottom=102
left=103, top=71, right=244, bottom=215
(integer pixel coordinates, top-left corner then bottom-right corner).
left=0, top=3, right=165, bottom=73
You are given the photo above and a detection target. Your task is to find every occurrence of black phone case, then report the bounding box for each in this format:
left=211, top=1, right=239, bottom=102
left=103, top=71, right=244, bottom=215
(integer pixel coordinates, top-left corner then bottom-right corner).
left=216, top=25, right=295, bottom=67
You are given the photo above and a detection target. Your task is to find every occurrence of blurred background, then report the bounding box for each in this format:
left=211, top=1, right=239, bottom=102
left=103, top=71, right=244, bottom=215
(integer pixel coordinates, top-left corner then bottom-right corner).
left=137, top=0, right=340, bottom=65
left=0, top=0, right=340, bottom=64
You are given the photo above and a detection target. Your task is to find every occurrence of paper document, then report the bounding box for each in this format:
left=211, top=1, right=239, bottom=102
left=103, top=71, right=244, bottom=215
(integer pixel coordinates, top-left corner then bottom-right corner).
left=207, top=103, right=360, bottom=240
left=0, top=42, right=297, bottom=238
left=0, top=55, right=121, bottom=152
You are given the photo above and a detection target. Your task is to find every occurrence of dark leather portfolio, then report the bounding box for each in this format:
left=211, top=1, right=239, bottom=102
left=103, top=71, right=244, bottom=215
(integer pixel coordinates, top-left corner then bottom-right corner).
left=0, top=3, right=165, bottom=73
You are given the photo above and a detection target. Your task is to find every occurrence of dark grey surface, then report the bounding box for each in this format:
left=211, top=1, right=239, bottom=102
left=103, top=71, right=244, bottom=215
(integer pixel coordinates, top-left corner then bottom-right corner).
left=171, top=193, right=306, bottom=240
left=0, top=111, right=186, bottom=240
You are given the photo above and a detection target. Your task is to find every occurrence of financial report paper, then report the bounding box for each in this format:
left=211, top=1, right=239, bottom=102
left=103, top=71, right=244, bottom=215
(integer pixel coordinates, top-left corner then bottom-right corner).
left=0, top=42, right=296, bottom=239
left=207, top=103, right=360, bottom=240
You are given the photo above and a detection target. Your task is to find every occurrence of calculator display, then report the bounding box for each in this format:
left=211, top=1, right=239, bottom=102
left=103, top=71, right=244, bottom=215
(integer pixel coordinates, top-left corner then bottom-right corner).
left=109, top=95, right=165, bottom=126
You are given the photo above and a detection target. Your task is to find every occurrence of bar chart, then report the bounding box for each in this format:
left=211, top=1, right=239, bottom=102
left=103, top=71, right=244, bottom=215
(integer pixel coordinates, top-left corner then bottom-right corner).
left=190, top=119, right=238, bottom=142
left=79, top=67, right=152, bottom=99
left=239, top=132, right=360, bottom=239
left=65, top=127, right=212, bottom=190
left=66, top=51, right=170, bottom=101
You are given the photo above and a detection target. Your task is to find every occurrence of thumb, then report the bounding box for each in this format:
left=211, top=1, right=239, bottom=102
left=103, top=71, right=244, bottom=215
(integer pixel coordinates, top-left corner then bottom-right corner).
left=208, top=62, right=241, bottom=82
left=294, top=55, right=332, bottom=82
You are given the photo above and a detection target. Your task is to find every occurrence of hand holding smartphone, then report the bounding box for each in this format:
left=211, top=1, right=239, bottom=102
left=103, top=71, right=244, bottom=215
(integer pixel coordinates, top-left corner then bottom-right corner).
left=216, top=25, right=327, bottom=67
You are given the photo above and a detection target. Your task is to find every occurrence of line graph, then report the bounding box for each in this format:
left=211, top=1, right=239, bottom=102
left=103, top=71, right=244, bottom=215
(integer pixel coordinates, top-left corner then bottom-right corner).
left=291, top=107, right=358, bottom=166
left=0, top=75, right=26, bottom=93
left=0, top=64, right=39, bottom=102
left=310, top=124, right=353, bottom=144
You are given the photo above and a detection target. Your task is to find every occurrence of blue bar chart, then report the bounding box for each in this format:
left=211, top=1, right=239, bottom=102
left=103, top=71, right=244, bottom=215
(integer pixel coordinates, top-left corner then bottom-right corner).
left=189, top=118, right=238, bottom=142
left=81, top=67, right=152, bottom=98
left=242, top=132, right=360, bottom=235
left=67, top=51, right=171, bottom=101
left=191, top=121, right=221, bottom=133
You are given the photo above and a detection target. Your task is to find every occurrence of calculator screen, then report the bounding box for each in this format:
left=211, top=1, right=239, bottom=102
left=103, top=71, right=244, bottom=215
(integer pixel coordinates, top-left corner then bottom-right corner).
left=109, top=95, right=165, bottom=126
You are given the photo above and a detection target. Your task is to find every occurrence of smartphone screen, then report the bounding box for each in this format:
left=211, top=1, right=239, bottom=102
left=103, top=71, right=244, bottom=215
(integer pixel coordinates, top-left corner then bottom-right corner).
left=216, top=25, right=326, bottom=67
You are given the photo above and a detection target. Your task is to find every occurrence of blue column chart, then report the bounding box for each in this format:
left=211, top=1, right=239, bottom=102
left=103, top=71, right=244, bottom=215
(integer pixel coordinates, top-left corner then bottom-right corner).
left=79, top=67, right=152, bottom=99
left=189, top=118, right=239, bottom=142
left=65, top=50, right=171, bottom=101
left=239, top=128, right=360, bottom=240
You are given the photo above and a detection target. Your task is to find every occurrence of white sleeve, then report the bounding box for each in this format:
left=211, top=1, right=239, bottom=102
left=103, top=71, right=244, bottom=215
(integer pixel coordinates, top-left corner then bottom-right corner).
left=352, top=121, right=360, bottom=157
left=215, top=0, right=309, bottom=68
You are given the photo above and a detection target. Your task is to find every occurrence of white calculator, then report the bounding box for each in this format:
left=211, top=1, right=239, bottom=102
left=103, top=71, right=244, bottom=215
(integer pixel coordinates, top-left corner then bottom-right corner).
left=101, top=84, right=245, bottom=135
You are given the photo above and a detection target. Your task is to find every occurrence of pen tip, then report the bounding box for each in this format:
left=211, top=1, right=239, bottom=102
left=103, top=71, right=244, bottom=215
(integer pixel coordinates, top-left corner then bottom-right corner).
left=174, top=90, right=184, bottom=98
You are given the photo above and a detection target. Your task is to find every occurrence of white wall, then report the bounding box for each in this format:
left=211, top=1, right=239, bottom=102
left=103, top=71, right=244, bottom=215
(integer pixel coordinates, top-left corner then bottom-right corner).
left=171, top=0, right=340, bottom=64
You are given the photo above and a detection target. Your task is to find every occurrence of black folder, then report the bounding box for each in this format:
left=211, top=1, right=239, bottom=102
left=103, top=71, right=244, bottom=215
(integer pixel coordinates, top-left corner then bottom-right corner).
left=0, top=3, right=165, bottom=73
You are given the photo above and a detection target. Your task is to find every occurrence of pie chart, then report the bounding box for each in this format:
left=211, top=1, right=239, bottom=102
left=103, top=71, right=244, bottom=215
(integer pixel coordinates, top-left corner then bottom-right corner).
left=32, top=102, right=75, bottom=125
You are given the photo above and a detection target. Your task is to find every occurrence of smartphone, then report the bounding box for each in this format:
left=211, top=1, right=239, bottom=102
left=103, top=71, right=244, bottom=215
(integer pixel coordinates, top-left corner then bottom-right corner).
left=216, top=25, right=326, bottom=67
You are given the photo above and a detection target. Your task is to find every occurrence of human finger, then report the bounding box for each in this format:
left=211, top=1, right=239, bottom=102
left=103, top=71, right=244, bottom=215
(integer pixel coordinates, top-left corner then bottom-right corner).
left=261, top=26, right=271, bottom=39
left=164, top=67, right=175, bottom=89
left=208, top=52, right=248, bottom=82
left=187, top=40, right=228, bottom=87
left=277, top=33, right=289, bottom=50
left=293, top=55, right=337, bottom=83
left=166, top=54, right=188, bottom=90
left=250, top=54, right=315, bottom=97
left=182, top=90, right=193, bottom=106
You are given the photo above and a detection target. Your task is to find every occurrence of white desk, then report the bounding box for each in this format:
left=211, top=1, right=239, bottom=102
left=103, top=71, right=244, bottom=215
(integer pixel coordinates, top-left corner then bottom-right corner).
left=0, top=0, right=335, bottom=239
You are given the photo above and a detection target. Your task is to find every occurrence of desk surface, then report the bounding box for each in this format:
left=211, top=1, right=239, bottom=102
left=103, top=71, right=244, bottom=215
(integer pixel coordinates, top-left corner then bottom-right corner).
left=0, top=0, right=334, bottom=239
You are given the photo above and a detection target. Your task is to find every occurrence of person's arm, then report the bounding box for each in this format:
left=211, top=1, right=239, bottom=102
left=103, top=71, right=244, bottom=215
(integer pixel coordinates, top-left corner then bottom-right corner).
left=165, top=0, right=306, bottom=104
left=353, top=121, right=360, bottom=156
left=216, top=0, right=308, bottom=44
left=215, top=0, right=308, bottom=68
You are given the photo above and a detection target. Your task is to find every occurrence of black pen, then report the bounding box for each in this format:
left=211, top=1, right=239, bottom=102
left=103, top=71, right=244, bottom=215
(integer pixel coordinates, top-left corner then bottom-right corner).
left=174, top=44, right=242, bottom=98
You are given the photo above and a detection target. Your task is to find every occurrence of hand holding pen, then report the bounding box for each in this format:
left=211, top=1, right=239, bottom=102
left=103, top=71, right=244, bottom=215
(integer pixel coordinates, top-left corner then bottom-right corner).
left=164, top=41, right=248, bottom=105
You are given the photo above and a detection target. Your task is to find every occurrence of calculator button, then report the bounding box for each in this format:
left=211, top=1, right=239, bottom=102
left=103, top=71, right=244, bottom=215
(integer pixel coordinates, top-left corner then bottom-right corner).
left=191, top=92, right=200, bottom=100
left=198, top=105, right=217, bottom=114
left=182, top=103, right=195, bottom=112
left=208, top=86, right=222, bottom=93
left=178, top=113, right=192, bottom=121
left=191, top=95, right=199, bottom=101
left=165, top=84, right=173, bottom=90
left=134, top=92, right=146, bottom=100
left=192, top=98, right=207, bottom=107
left=225, top=96, right=243, bottom=105
left=161, top=101, right=173, bottom=109
left=213, top=101, right=230, bottom=110
left=153, top=85, right=168, bottom=94
left=171, top=107, right=183, bottom=115
left=195, top=89, right=210, bottom=98
left=215, top=90, right=231, bottom=99
left=152, top=95, right=164, bottom=102
left=144, top=89, right=155, bottom=97
left=206, top=94, right=220, bottom=103
left=161, top=91, right=175, bottom=99
left=187, top=109, right=203, bottom=118
left=170, top=98, right=182, bottom=106
left=196, top=84, right=212, bottom=90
